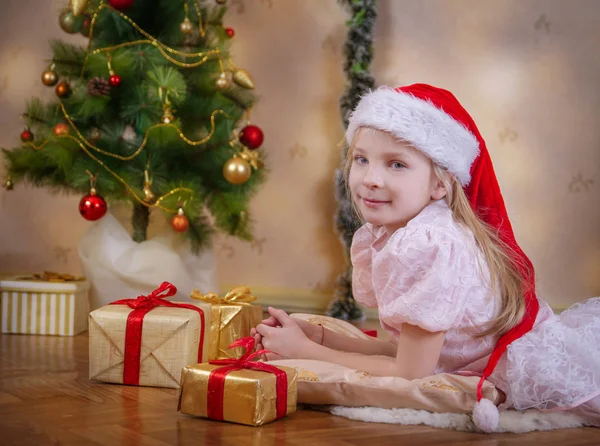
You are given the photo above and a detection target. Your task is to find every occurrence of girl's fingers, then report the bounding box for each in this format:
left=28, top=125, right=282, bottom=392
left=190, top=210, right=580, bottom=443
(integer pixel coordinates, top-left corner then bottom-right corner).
left=260, top=315, right=280, bottom=327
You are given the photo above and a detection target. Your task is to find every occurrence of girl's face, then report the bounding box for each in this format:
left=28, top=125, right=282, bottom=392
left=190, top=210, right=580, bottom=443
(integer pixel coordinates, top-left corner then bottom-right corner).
left=348, top=128, right=446, bottom=235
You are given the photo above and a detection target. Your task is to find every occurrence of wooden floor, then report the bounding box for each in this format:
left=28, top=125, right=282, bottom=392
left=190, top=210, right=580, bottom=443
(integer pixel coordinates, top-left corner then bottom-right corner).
left=1, top=333, right=598, bottom=445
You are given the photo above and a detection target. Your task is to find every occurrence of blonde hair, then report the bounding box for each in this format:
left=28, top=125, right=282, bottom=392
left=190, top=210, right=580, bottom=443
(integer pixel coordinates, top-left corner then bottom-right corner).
left=433, top=165, right=528, bottom=337
left=343, top=136, right=528, bottom=338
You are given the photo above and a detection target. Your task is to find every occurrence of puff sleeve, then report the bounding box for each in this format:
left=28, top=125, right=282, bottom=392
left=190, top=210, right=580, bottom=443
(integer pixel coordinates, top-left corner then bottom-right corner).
left=350, top=223, right=381, bottom=308
left=375, top=226, right=476, bottom=333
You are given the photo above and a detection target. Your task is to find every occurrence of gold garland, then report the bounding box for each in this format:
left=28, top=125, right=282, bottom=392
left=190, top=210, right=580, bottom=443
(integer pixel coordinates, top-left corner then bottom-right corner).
left=88, top=40, right=218, bottom=70
left=58, top=103, right=233, bottom=160
left=25, top=134, right=193, bottom=213
left=191, top=1, right=206, bottom=38
left=25, top=101, right=236, bottom=212
left=82, top=2, right=220, bottom=77
left=20, top=1, right=257, bottom=214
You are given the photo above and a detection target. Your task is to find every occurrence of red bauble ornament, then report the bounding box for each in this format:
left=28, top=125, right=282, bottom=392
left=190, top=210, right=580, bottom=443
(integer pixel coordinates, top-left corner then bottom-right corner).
left=81, top=16, right=92, bottom=37
left=170, top=208, right=189, bottom=232
left=20, top=129, right=34, bottom=142
left=108, top=0, right=134, bottom=10
left=225, top=27, right=235, bottom=38
left=239, top=125, right=264, bottom=150
left=79, top=190, right=107, bottom=221
left=109, top=74, right=122, bottom=87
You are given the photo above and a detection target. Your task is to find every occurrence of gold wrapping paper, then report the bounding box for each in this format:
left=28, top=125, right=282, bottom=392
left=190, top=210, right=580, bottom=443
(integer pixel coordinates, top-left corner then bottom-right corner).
left=191, top=287, right=263, bottom=360
left=178, top=363, right=297, bottom=426
left=88, top=301, right=211, bottom=388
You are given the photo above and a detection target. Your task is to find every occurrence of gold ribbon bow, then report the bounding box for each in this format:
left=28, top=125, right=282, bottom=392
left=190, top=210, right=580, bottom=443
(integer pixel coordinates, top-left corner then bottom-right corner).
left=239, top=147, right=264, bottom=170
left=190, top=286, right=257, bottom=305
left=16, top=271, right=85, bottom=282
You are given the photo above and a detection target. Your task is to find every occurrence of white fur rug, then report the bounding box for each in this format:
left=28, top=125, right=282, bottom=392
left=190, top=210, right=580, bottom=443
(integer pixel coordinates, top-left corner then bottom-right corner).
left=308, top=405, right=598, bottom=434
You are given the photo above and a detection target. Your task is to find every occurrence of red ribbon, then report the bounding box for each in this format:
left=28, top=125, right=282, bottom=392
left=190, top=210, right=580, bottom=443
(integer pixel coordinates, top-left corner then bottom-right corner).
left=109, top=281, right=206, bottom=386
left=207, top=337, right=288, bottom=421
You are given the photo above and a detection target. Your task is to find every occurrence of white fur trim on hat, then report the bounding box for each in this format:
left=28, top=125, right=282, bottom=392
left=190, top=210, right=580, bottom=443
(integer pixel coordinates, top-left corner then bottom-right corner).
left=346, top=87, right=480, bottom=185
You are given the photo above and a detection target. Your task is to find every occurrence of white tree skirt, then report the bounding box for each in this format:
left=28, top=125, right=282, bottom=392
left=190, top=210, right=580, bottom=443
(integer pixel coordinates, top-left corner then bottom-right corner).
left=308, top=405, right=598, bottom=434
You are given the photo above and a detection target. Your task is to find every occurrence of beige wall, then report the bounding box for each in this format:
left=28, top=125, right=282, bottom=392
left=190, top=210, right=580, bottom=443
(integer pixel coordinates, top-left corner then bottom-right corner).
left=0, top=0, right=598, bottom=313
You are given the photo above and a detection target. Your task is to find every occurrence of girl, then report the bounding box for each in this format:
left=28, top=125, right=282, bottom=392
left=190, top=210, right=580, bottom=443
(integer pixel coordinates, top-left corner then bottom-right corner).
left=252, top=84, right=600, bottom=430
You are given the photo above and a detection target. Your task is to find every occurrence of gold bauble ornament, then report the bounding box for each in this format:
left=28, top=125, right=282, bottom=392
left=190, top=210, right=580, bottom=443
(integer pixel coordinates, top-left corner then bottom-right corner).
left=180, top=17, right=193, bottom=34
left=215, top=72, right=229, bottom=90
left=4, top=177, right=14, bottom=191
left=223, top=156, right=251, bottom=185
left=232, top=69, right=255, bottom=89
left=42, top=68, right=58, bottom=87
left=70, top=0, right=89, bottom=16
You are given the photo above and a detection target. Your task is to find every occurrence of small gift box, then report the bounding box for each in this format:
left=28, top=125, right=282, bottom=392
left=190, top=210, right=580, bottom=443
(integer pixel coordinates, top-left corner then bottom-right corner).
left=89, top=282, right=211, bottom=389
left=190, top=286, right=263, bottom=360
left=178, top=337, right=297, bottom=426
left=0, top=272, right=89, bottom=336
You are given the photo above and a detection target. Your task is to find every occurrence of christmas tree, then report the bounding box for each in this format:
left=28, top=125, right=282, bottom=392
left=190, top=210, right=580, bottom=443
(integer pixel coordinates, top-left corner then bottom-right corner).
left=2, top=0, right=266, bottom=253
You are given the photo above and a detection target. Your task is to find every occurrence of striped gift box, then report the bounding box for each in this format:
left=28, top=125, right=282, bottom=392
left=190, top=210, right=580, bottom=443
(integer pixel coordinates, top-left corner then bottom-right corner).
left=0, top=278, right=89, bottom=336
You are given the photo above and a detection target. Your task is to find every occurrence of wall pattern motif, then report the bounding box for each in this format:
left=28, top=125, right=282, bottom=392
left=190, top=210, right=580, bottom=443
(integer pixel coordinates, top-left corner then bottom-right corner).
left=0, top=0, right=598, bottom=311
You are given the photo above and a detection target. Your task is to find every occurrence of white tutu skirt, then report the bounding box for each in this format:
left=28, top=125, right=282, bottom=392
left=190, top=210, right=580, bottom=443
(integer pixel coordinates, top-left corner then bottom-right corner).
left=491, top=297, right=600, bottom=419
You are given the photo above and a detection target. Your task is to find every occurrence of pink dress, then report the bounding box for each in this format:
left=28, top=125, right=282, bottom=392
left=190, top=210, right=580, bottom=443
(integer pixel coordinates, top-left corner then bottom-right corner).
left=351, top=199, right=600, bottom=419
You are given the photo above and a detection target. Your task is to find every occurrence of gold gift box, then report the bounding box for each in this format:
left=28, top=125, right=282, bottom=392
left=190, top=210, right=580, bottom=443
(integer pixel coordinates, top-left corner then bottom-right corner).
left=191, top=287, right=263, bottom=360
left=178, top=363, right=297, bottom=426
left=89, top=300, right=211, bottom=389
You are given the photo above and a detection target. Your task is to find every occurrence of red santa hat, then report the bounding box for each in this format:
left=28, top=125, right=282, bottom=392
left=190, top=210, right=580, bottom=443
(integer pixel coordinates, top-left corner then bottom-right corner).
left=347, top=84, right=540, bottom=433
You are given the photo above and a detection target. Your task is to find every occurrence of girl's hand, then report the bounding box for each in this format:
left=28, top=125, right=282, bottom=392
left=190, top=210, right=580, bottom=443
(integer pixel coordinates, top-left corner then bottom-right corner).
left=250, top=307, right=322, bottom=353
left=255, top=308, right=313, bottom=360
left=250, top=310, right=280, bottom=353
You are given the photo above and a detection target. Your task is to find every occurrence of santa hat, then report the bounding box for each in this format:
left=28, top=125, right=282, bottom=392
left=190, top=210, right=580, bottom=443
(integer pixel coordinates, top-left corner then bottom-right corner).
left=347, top=84, right=540, bottom=433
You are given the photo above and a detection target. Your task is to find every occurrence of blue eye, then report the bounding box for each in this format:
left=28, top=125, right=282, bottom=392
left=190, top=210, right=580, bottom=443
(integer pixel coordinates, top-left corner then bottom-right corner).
left=390, top=161, right=406, bottom=169
left=354, top=155, right=367, bottom=165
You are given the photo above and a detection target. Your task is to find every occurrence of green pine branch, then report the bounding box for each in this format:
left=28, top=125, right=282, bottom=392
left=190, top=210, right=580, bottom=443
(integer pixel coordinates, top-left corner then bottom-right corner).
left=188, top=213, right=216, bottom=254
left=50, top=40, right=87, bottom=76
left=3, top=0, right=266, bottom=250
left=23, top=98, right=60, bottom=128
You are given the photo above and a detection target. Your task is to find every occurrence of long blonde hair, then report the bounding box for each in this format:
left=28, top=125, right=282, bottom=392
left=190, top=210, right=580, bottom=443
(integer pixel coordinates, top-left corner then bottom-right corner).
left=343, top=136, right=528, bottom=338
left=433, top=165, right=528, bottom=337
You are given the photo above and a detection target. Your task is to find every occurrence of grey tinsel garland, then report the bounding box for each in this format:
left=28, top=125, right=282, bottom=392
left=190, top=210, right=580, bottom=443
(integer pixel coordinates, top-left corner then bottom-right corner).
left=327, top=0, right=377, bottom=321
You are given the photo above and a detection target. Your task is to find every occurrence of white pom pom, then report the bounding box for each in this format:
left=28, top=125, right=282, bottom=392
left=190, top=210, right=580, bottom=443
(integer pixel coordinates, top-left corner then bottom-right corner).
left=472, top=398, right=499, bottom=433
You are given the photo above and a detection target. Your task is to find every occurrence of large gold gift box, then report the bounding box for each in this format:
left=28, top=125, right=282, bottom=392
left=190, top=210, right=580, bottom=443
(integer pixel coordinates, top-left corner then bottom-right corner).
left=89, top=288, right=211, bottom=389
left=178, top=362, right=298, bottom=426
left=0, top=272, right=89, bottom=336
left=191, top=287, right=262, bottom=360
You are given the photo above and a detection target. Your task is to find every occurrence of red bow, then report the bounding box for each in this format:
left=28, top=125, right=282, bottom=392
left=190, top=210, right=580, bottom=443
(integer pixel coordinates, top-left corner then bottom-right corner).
left=110, top=282, right=206, bottom=385
left=207, top=337, right=288, bottom=421
left=111, top=281, right=179, bottom=309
